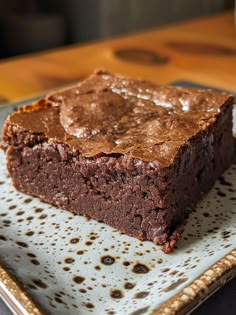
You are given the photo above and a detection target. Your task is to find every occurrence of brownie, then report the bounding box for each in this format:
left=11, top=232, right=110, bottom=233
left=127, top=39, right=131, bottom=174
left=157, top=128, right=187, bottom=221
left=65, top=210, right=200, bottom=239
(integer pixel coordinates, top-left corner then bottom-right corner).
left=1, top=70, right=235, bottom=252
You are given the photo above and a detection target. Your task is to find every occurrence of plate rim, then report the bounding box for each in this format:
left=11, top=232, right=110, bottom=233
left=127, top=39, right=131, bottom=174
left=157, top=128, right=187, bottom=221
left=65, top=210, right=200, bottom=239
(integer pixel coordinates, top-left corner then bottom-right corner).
left=0, top=251, right=235, bottom=315
left=153, top=250, right=236, bottom=315
left=0, top=263, right=43, bottom=315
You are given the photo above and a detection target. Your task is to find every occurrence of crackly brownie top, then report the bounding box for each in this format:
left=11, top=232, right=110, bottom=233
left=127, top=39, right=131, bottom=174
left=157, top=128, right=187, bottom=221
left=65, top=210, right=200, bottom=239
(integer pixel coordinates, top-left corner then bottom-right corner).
left=6, top=70, right=234, bottom=165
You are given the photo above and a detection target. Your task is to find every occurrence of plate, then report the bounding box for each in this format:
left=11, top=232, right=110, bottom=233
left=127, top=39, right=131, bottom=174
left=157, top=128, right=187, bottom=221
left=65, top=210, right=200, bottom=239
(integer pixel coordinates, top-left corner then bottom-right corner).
left=0, top=83, right=236, bottom=315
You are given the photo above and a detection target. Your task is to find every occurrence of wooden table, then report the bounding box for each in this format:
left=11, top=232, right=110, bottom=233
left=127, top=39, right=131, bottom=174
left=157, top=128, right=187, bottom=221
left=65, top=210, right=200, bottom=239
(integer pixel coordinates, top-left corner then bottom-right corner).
left=0, top=10, right=235, bottom=104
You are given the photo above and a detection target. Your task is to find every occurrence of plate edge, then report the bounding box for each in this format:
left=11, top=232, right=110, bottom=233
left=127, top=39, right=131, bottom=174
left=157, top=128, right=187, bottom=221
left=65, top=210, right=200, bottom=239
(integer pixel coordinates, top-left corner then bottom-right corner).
left=0, top=250, right=235, bottom=315
left=0, top=263, right=44, bottom=315
left=153, top=249, right=236, bottom=315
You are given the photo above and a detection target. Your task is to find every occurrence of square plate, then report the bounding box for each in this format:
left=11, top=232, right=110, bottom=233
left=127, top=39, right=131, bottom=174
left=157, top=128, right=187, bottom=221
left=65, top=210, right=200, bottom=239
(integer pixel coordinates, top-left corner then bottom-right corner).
left=0, top=82, right=236, bottom=315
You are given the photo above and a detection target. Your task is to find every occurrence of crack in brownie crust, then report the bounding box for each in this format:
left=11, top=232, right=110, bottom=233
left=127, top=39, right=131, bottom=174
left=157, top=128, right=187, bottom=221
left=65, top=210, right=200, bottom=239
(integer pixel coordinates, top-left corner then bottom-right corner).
left=1, top=71, right=235, bottom=252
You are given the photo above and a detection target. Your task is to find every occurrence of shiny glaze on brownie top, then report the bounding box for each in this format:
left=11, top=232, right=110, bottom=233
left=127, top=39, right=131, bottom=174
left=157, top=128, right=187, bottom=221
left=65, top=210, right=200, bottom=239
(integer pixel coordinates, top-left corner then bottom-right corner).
left=5, top=70, right=234, bottom=165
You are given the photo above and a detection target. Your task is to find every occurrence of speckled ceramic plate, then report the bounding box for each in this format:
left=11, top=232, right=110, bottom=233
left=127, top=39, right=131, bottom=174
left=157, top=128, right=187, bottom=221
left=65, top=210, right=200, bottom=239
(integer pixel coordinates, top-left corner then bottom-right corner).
left=0, top=82, right=236, bottom=315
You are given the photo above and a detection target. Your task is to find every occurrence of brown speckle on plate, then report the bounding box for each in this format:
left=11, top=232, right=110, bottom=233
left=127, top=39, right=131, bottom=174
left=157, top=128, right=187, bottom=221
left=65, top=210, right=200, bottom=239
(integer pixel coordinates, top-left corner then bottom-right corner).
left=110, top=289, right=124, bottom=299
left=73, top=276, right=85, bottom=284
left=24, top=198, right=33, bottom=204
left=133, top=291, right=150, bottom=299
left=64, top=258, right=75, bottom=264
left=101, top=256, right=115, bottom=265
left=16, top=241, right=28, bottom=248
left=124, top=282, right=136, bottom=290
left=32, top=279, right=48, bottom=289
left=70, top=238, right=80, bottom=244
left=132, top=264, right=150, bottom=274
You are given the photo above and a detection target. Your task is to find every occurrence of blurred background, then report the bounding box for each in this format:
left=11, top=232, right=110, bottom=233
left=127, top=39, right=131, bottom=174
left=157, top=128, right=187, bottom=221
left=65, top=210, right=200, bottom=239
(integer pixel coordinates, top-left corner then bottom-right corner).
left=0, top=0, right=234, bottom=59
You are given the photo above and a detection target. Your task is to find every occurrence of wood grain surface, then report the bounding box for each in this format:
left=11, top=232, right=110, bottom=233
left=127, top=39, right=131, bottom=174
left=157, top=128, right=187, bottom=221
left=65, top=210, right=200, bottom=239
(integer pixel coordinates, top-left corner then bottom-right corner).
left=0, top=10, right=235, bottom=104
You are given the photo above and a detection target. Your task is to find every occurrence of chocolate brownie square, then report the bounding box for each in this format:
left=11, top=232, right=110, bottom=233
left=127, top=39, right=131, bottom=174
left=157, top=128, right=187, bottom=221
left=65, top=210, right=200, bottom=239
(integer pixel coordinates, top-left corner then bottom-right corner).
left=1, top=71, right=234, bottom=252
